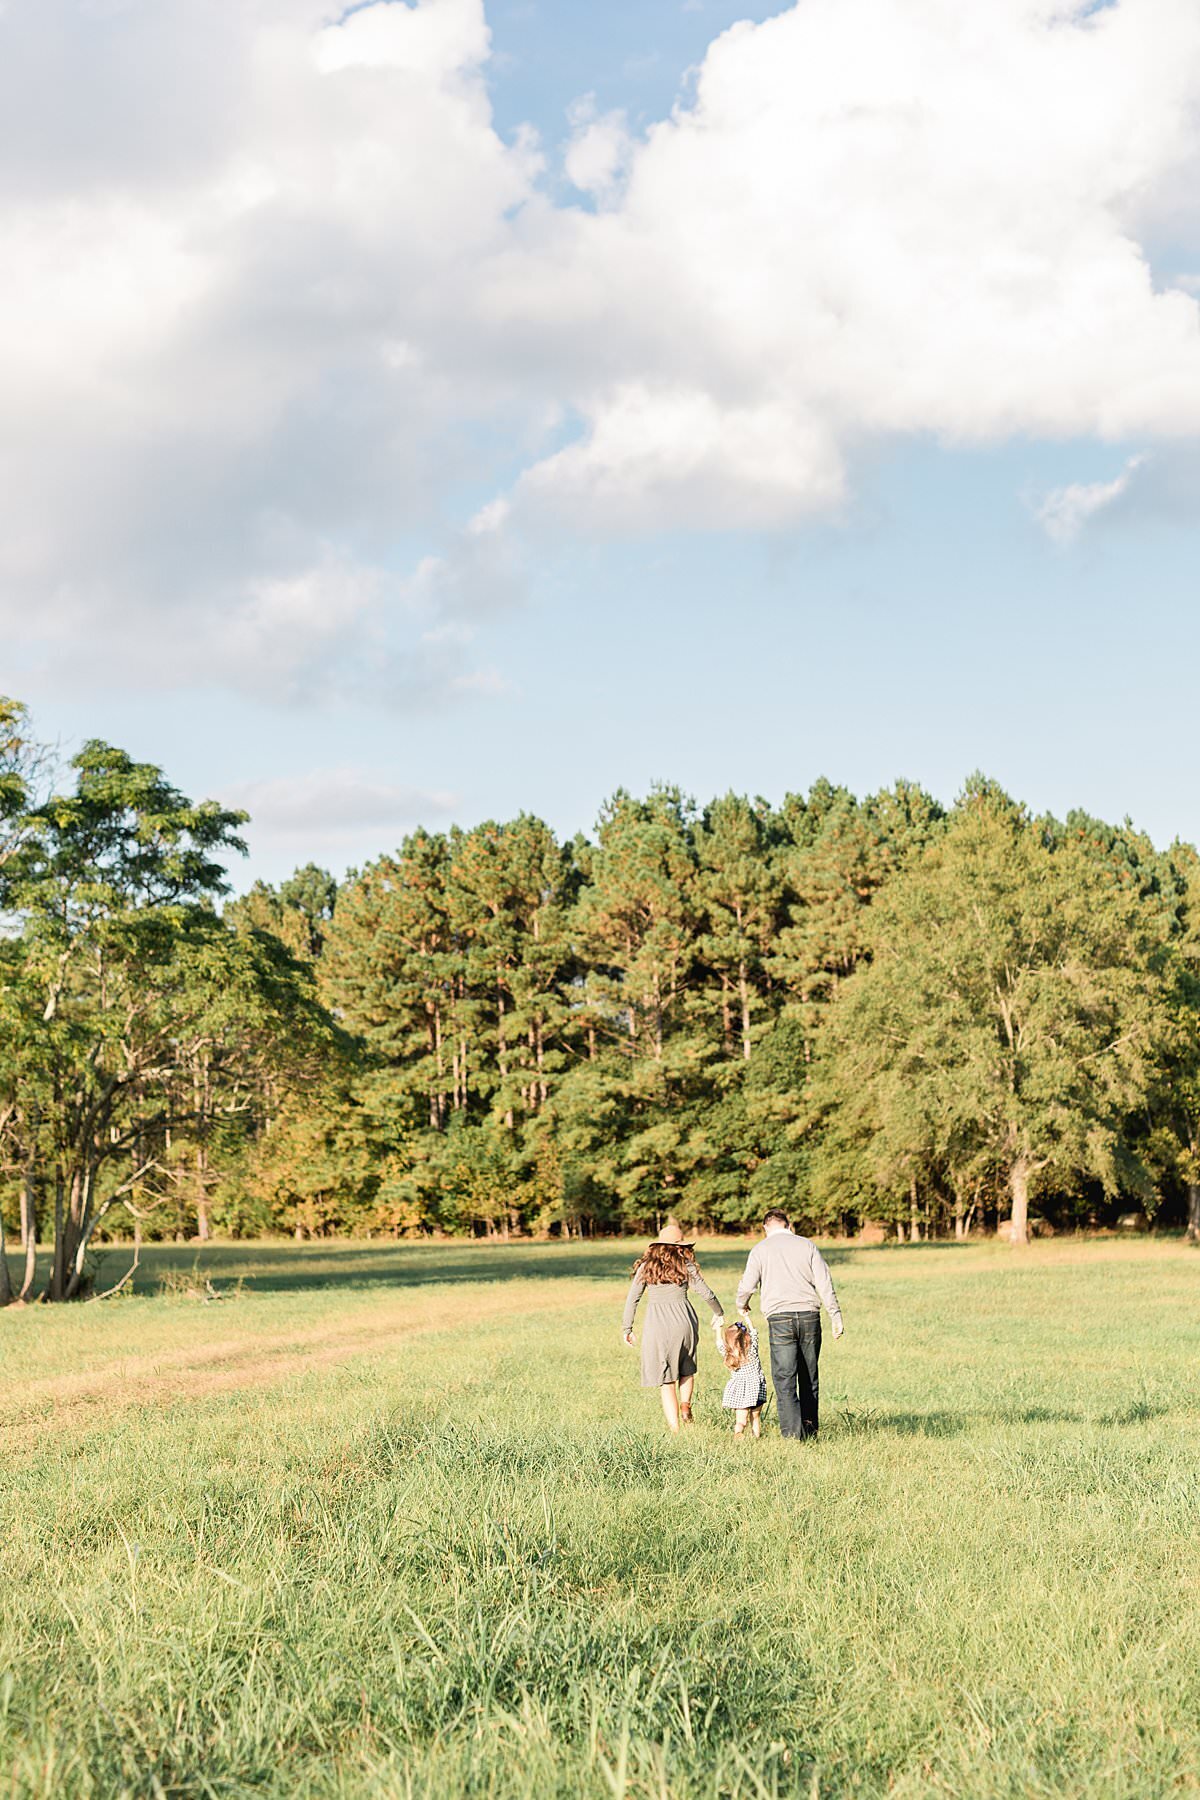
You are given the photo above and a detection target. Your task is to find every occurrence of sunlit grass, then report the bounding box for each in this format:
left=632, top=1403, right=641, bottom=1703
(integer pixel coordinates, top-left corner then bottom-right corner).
left=2, top=1237, right=1199, bottom=1796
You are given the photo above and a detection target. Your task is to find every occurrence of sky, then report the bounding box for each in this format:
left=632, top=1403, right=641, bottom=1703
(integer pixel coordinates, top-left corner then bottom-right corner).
left=5, top=0, right=1200, bottom=887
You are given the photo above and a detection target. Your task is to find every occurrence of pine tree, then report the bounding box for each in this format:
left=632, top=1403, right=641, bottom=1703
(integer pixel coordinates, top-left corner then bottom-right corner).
left=322, top=831, right=454, bottom=1132
left=695, top=793, right=783, bottom=1063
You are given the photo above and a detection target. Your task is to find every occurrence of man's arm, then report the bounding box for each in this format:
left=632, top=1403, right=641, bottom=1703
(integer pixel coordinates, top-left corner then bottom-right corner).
left=809, top=1245, right=844, bottom=1334
left=736, top=1244, right=762, bottom=1313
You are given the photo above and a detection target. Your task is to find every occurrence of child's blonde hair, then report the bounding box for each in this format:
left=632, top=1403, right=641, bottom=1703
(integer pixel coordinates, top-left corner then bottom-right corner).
left=721, top=1322, right=753, bottom=1370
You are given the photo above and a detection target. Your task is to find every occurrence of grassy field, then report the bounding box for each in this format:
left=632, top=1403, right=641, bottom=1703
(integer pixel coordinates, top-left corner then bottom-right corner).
left=2, top=1236, right=1199, bottom=1799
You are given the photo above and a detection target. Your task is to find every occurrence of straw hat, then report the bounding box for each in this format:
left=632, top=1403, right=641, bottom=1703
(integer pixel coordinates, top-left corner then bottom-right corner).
left=648, top=1216, right=694, bottom=1248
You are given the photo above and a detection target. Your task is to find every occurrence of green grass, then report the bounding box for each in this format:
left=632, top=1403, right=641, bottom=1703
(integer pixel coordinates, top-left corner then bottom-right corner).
left=2, top=1237, right=1199, bottom=1797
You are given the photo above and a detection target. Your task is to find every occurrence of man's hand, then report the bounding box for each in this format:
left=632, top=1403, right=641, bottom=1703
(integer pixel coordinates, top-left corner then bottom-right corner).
left=832, top=1317, right=845, bottom=1339
left=622, top=1330, right=635, bottom=1348
left=738, top=1306, right=753, bottom=1323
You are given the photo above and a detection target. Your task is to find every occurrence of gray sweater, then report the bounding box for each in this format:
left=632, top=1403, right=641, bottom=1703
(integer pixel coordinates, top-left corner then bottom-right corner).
left=736, top=1230, right=842, bottom=1324
left=622, top=1259, right=723, bottom=1334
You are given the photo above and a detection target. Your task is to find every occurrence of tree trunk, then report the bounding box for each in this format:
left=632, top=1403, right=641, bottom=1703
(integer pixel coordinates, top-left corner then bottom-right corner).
left=1188, top=1184, right=1200, bottom=1245
left=49, top=1167, right=67, bottom=1301
left=909, top=1179, right=921, bottom=1242
left=195, top=1137, right=211, bottom=1242
left=195, top=1069, right=212, bottom=1240
left=1009, top=1156, right=1031, bottom=1245
left=952, top=1184, right=965, bottom=1241
left=427, top=1007, right=440, bottom=1127
left=739, top=961, right=752, bottom=1061
left=499, top=992, right=513, bottom=1128
left=65, top=1164, right=97, bottom=1298
left=432, top=1004, right=446, bottom=1129
left=19, top=1128, right=38, bottom=1301
left=0, top=1206, right=13, bottom=1306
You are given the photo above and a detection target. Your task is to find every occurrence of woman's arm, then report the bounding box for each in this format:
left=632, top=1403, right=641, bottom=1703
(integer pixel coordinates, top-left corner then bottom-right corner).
left=621, top=1273, right=647, bottom=1335
left=686, top=1260, right=723, bottom=1318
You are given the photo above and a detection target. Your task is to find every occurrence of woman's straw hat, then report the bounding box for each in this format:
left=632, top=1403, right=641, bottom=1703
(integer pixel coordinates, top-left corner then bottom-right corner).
left=648, top=1216, right=694, bottom=1248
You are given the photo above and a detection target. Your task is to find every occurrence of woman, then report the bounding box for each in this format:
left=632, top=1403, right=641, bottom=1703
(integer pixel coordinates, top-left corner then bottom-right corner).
left=621, top=1218, right=724, bottom=1432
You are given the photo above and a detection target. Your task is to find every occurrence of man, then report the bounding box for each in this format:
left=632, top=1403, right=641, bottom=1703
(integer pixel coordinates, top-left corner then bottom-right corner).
left=736, top=1208, right=843, bottom=1441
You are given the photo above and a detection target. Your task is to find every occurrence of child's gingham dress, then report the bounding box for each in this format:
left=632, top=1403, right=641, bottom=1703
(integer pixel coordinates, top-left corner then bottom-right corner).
left=721, top=1323, right=767, bottom=1410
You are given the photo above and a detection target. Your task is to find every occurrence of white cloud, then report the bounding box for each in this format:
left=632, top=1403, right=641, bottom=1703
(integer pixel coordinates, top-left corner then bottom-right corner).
left=0, top=0, right=538, bottom=705
left=467, top=496, right=511, bottom=535
left=4, top=0, right=1200, bottom=698
left=518, top=384, right=844, bottom=529
left=504, top=0, right=1200, bottom=530
left=1034, top=454, right=1148, bottom=543
left=224, top=767, right=459, bottom=843
left=311, top=0, right=490, bottom=78
left=564, top=95, right=632, bottom=206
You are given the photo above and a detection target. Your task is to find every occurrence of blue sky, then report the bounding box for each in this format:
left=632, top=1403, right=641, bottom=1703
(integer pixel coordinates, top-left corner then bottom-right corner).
left=6, top=0, right=1200, bottom=886
left=484, top=0, right=784, bottom=142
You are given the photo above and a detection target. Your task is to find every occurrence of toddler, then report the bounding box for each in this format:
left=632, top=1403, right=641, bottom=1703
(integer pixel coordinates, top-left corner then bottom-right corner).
left=717, top=1319, right=766, bottom=1437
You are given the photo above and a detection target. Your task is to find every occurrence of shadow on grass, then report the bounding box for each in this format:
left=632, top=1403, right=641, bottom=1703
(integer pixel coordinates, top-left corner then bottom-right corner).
left=1098, top=1399, right=1169, bottom=1426
left=7, top=1238, right=783, bottom=1300
left=3, top=1232, right=1136, bottom=1306
left=1014, top=1402, right=1169, bottom=1426
left=835, top=1401, right=1172, bottom=1437
left=837, top=1408, right=970, bottom=1438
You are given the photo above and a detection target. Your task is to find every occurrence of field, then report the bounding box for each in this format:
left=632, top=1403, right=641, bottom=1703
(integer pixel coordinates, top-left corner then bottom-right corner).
left=2, top=1237, right=1199, bottom=1799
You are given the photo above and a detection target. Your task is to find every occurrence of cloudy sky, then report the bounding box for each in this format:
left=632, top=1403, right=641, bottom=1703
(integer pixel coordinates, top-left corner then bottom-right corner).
left=6, top=0, right=1200, bottom=883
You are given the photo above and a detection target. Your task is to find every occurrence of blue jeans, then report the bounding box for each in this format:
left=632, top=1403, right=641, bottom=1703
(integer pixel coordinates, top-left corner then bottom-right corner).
left=767, top=1312, right=822, bottom=1439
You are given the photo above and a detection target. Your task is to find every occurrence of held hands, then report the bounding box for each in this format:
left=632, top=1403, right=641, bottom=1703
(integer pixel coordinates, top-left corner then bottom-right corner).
left=622, top=1329, right=635, bottom=1348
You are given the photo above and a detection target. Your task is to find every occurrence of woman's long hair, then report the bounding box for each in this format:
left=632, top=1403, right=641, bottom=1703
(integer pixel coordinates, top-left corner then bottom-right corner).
left=722, top=1323, right=753, bottom=1370
left=634, top=1242, right=694, bottom=1286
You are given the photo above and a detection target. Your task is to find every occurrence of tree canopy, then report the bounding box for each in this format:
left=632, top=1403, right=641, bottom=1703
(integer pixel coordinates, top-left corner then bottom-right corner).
left=3, top=696, right=1200, bottom=1296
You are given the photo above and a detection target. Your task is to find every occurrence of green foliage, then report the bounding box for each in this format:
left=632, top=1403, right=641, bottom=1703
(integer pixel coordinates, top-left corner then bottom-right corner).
left=226, top=863, right=337, bottom=963
left=806, top=784, right=1178, bottom=1240
left=0, top=731, right=340, bottom=1295
left=5, top=692, right=1200, bottom=1265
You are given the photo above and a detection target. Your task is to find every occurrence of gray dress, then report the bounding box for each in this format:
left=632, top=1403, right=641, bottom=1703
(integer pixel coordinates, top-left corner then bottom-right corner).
left=622, top=1259, right=724, bottom=1387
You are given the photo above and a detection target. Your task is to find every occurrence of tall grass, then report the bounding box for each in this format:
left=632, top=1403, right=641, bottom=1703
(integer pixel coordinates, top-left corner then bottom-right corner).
left=2, top=1239, right=1198, bottom=1796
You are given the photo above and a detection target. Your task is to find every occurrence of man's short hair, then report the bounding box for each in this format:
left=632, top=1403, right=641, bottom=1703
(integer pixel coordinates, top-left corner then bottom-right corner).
left=763, top=1208, right=789, bottom=1228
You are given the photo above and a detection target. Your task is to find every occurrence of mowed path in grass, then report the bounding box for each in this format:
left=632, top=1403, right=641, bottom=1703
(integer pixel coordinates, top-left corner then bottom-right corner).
left=2, top=1237, right=1199, bottom=1798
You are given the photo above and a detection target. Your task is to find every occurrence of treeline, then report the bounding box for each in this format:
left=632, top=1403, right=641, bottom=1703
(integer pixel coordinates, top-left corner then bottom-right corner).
left=2, top=696, right=1199, bottom=1299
